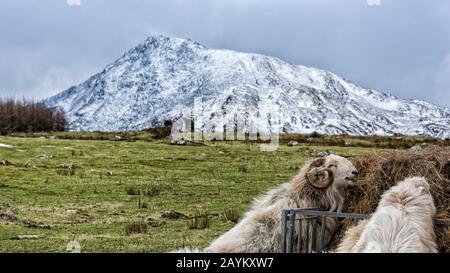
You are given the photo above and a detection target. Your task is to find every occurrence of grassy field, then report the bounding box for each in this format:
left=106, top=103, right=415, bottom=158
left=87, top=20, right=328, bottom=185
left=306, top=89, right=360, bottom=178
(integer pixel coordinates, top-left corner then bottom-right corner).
left=0, top=135, right=387, bottom=252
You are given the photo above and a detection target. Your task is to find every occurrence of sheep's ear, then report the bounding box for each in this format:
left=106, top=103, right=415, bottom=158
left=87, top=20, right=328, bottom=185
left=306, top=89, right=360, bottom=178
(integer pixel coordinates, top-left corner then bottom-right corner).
left=307, top=166, right=334, bottom=189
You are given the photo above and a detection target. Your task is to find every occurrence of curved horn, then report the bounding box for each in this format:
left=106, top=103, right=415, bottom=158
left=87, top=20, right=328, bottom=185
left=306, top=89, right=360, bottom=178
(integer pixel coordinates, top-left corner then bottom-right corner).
left=310, top=158, right=325, bottom=168
left=306, top=167, right=334, bottom=189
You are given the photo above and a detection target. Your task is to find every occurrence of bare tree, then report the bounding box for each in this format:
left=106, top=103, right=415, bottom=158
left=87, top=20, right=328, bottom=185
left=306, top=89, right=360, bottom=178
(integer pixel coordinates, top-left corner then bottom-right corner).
left=0, top=98, right=68, bottom=135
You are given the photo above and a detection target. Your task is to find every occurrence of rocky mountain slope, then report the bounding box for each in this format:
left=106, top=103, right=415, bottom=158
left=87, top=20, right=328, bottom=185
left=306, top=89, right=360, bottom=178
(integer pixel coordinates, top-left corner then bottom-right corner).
left=45, top=35, right=450, bottom=138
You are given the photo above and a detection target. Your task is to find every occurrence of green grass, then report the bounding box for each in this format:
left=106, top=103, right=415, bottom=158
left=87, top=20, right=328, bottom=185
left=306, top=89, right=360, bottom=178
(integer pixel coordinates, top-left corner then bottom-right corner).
left=0, top=135, right=385, bottom=252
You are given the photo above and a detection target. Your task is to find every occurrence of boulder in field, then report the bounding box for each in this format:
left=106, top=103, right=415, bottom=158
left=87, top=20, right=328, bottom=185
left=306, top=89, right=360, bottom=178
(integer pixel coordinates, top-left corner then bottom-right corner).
left=287, top=141, right=299, bottom=146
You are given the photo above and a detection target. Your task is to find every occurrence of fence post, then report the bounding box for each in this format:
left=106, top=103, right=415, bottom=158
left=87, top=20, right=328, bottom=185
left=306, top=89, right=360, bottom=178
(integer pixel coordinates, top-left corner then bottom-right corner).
left=280, top=209, right=288, bottom=253
left=319, top=215, right=326, bottom=252
left=287, top=210, right=295, bottom=253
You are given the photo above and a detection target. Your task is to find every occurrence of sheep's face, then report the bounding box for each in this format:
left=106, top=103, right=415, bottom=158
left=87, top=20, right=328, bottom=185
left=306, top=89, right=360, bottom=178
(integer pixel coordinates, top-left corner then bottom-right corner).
left=307, top=155, right=358, bottom=189
left=325, top=155, right=358, bottom=188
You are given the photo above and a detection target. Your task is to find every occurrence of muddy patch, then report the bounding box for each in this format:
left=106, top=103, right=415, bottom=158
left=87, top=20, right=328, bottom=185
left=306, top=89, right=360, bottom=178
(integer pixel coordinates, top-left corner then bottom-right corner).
left=161, top=210, right=188, bottom=219
left=146, top=217, right=166, bottom=227
left=0, top=205, right=51, bottom=229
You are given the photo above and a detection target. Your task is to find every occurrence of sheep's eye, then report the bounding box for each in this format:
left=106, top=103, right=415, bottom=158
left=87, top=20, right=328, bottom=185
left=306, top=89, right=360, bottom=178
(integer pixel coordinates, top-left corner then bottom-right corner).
left=328, top=164, right=337, bottom=168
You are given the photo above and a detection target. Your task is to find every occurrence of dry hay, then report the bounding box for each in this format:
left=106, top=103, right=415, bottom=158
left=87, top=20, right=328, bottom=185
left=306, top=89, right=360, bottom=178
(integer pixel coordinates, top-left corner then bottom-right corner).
left=330, top=146, right=450, bottom=252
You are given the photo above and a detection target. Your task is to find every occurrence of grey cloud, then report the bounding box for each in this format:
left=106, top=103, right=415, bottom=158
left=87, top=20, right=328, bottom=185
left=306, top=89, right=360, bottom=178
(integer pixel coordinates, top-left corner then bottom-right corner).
left=0, top=0, right=449, bottom=107
left=434, top=54, right=450, bottom=107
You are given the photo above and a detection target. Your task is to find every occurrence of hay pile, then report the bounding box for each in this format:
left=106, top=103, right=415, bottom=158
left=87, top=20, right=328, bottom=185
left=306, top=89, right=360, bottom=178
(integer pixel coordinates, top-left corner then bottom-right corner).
left=332, top=146, right=450, bottom=252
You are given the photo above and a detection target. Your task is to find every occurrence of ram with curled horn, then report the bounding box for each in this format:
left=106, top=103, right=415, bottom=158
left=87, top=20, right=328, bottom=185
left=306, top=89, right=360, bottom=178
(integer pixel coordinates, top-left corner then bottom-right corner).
left=175, top=155, right=359, bottom=253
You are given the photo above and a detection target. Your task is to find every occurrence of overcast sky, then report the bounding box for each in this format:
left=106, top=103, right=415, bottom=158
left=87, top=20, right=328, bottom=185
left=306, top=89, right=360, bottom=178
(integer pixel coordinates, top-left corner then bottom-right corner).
left=0, top=0, right=449, bottom=107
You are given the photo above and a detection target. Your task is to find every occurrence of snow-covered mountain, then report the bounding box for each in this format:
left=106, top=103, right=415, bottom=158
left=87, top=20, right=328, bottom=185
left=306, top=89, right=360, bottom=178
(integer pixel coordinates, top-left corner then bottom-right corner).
left=45, top=35, right=450, bottom=138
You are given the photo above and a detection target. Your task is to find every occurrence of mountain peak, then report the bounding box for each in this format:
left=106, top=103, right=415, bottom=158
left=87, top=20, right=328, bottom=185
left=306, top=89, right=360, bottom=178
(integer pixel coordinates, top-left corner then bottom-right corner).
left=44, top=35, right=450, bottom=138
left=135, top=34, right=207, bottom=52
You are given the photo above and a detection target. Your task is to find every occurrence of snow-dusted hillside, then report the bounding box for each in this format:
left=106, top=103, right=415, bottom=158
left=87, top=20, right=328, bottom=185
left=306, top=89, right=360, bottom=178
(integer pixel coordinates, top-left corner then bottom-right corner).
left=45, top=35, right=450, bottom=138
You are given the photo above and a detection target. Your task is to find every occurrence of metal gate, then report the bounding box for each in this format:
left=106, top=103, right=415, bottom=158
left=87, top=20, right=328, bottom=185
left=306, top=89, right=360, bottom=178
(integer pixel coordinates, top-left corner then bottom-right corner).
left=280, top=208, right=450, bottom=253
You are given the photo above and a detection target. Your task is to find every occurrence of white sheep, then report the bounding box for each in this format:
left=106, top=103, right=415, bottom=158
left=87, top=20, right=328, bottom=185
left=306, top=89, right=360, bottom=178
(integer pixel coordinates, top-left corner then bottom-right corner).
left=197, top=155, right=359, bottom=253
left=337, top=176, right=437, bottom=253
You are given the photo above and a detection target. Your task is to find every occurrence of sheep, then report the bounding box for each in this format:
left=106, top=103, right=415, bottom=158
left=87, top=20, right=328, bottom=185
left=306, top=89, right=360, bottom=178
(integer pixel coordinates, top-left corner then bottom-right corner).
left=170, top=247, right=208, bottom=253
left=335, top=219, right=368, bottom=253
left=337, top=176, right=437, bottom=253
left=199, top=155, right=359, bottom=253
